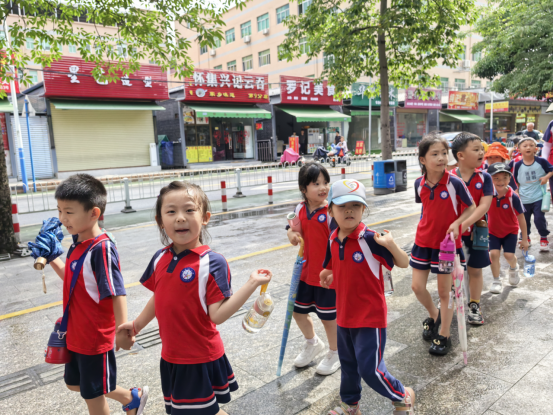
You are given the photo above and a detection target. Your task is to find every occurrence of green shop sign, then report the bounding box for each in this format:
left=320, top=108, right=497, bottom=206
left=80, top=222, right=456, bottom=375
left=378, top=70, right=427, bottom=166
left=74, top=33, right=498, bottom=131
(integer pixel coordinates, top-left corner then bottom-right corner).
left=351, top=83, right=398, bottom=107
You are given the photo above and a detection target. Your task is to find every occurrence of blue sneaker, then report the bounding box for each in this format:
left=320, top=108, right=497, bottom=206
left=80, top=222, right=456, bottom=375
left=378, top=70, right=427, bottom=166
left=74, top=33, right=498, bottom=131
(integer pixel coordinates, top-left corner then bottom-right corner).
left=123, top=386, right=149, bottom=415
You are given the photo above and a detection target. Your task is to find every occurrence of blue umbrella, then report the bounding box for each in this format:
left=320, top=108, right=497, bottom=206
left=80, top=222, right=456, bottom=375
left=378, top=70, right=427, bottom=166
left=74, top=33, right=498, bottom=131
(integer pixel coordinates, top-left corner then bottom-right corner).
left=28, top=217, right=65, bottom=263
left=276, top=238, right=305, bottom=377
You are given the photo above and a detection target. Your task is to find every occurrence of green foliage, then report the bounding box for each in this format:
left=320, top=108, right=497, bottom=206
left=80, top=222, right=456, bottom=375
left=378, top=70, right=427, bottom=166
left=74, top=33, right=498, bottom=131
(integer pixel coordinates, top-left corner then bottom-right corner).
left=0, top=0, right=246, bottom=93
left=280, top=0, right=476, bottom=98
left=472, top=0, right=553, bottom=99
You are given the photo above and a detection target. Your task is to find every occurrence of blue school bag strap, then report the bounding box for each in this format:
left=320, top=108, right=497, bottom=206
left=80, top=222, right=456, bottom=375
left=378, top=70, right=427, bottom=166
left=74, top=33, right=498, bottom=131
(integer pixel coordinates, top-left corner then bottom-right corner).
left=58, top=233, right=110, bottom=337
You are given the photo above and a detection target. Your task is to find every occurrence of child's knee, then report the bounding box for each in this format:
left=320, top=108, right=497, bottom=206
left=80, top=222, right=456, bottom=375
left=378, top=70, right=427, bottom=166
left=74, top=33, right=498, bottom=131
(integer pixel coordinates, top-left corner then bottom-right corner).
left=293, top=312, right=307, bottom=322
left=411, top=280, right=426, bottom=296
left=490, top=250, right=500, bottom=261
left=66, top=384, right=80, bottom=393
left=437, top=283, right=451, bottom=299
left=504, top=252, right=515, bottom=261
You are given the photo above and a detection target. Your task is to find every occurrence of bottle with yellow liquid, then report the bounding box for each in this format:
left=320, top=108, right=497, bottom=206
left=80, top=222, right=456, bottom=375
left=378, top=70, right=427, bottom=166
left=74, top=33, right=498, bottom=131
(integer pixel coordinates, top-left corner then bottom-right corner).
left=242, top=283, right=274, bottom=334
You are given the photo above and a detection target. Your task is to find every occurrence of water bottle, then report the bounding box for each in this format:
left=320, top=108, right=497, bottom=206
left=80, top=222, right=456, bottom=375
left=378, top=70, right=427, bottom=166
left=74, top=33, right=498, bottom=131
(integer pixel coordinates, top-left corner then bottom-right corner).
left=242, top=282, right=274, bottom=334
left=287, top=212, right=302, bottom=234
left=383, top=266, right=394, bottom=297
left=438, top=234, right=455, bottom=274
left=523, top=251, right=536, bottom=278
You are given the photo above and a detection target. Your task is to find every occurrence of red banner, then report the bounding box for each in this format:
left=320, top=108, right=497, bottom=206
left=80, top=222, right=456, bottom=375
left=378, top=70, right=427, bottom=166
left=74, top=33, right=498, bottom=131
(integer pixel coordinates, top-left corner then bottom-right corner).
left=355, top=141, right=365, bottom=155
left=0, top=113, right=8, bottom=150
left=280, top=75, right=341, bottom=105
left=43, top=57, right=168, bottom=100
left=183, top=70, right=269, bottom=103
left=289, top=135, right=299, bottom=153
left=447, top=91, right=479, bottom=110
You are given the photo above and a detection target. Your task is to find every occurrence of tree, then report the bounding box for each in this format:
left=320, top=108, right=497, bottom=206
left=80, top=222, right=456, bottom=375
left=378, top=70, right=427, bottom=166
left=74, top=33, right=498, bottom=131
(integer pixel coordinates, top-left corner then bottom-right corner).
left=280, top=0, right=475, bottom=159
left=472, top=0, right=553, bottom=99
left=0, top=0, right=245, bottom=255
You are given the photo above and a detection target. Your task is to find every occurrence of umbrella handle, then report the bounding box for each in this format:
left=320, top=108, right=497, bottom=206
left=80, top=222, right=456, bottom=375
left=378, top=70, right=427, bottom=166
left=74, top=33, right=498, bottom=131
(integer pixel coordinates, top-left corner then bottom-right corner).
left=298, top=237, right=305, bottom=257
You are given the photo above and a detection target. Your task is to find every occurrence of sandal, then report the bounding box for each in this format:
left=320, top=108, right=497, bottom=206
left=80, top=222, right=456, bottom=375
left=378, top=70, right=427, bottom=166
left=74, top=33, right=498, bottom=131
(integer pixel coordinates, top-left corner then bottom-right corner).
left=392, top=387, right=415, bottom=414
left=328, top=401, right=360, bottom=415
left=122, top=386, right=149, bottom=415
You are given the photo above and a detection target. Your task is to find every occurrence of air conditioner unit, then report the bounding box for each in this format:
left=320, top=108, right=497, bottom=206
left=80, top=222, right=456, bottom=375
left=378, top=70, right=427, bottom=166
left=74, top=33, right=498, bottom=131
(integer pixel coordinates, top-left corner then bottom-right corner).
left=243, top=35, right=251, bottom=43
left=262, top=28, right=269, bottom=35
left=462, top=60, right=471, bottom=69
left=210, top=49, right=216, bottom=56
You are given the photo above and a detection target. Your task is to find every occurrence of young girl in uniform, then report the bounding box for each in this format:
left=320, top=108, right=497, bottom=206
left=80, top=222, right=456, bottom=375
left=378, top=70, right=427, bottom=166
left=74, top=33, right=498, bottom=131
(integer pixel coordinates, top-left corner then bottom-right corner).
left=118, top=181, right=272, bottom=415
left=286, top=162, right=340, bottom=375
left=410, top=132, right=475, bottom=356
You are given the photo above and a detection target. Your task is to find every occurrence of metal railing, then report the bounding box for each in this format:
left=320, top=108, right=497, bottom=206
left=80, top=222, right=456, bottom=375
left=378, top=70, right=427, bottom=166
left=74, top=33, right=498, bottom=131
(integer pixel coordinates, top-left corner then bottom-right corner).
left=11, top=152, right=420, bottom=214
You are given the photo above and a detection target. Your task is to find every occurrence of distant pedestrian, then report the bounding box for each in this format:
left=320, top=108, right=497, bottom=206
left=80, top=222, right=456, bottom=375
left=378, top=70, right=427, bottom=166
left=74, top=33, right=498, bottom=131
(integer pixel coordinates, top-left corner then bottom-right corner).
left=300, top=129, right=307, bottom=154
left=523, top=122, right=540, bottom=141
left=334, top=132, right=341, bottom=145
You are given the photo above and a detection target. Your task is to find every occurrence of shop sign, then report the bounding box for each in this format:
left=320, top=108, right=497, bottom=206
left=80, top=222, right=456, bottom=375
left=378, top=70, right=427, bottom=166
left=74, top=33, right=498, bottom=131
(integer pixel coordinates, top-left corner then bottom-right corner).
left=354, top=141, right=365, bottom=155
left=527, top=115, right=536, bottom=123
left=351, top=83, right=398, bottom=107
left=43, top=57, right=168, bottom=99
left=516, top=113, right=526, bottom=123
left=448, top=91, right=479, bottom=110
left=289, top=134, right=299, bottom=153
left=281, top=75, right=341, bottom=105
left=404, top=88, right=442, bottom=109
left=184, top=70, right=269, bottom=103
left=256, top=122, right=263, bottom=130
left=485, top=101, right=509, bottom=113
left=510, top=104, right=541, bottom=114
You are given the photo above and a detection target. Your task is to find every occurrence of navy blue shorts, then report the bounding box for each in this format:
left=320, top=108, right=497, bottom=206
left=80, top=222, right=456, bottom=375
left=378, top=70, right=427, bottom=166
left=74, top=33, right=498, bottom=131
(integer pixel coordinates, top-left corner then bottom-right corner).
left=462, top=235, right=491, bottom=269
left=489, top=233, right=518, bottom=253
left=161, top=354, right=238, bottom=415
left=294, top=280, right=336, bottom=321
left=409, top=243, right=466, bottom=274
left=64, top=349, right=116, bottom=400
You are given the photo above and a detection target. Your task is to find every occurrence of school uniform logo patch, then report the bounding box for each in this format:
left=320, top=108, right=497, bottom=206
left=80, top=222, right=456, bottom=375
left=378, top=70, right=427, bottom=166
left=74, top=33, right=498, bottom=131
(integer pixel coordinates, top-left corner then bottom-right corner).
left=180, top=267, right=196, bottom=283
left=440, top=191, right=449, bottom=200
left=475, top=182, right=482, bottom=189
left=353, top=251, right=364, bottom=263
left=317, top=214, right=327, bottom=223
left=502, top=203, right=509, bottom=209
left=70, top=260, right=78, bottom=271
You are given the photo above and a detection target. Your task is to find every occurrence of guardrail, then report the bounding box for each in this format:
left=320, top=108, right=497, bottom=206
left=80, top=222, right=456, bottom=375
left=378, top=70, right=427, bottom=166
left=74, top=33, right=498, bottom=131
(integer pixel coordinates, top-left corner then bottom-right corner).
left=11, top=151, right=419, bottom=214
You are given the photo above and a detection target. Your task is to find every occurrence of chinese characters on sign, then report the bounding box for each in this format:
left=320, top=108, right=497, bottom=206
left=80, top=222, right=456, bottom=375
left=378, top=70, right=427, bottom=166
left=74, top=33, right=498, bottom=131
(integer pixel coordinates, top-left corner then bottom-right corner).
left=351, top=83, right=398, bottom=107
left=485, top=101, right=509, bottom=113
left=404, top=88, right=442, bottom=109
left=184, top=70, right=269, bottom=103
left=280, top=75, right=341, bottom=105
left=447, top=91, right=479, bottom=110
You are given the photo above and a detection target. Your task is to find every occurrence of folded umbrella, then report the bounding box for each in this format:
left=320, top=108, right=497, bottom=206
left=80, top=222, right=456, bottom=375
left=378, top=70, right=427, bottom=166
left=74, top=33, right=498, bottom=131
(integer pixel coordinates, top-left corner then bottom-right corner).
left=28, top=218, right=65, bottom=263
left=452, top=236, right=468, bottom=365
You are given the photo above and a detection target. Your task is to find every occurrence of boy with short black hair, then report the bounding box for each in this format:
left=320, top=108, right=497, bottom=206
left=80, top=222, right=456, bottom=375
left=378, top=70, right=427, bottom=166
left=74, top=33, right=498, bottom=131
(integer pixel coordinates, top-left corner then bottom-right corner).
left=513, top=137, right=553, bottom=251
left=450, top=133, right=494, bottom=325
left=48, top=174, right=148, bottom=415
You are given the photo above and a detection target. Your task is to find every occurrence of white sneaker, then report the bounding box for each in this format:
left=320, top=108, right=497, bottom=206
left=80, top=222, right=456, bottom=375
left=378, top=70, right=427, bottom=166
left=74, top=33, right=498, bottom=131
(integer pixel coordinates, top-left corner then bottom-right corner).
left=509, top=264, right=520, bottom=286
left=490, top=279, right=502, bottom=294
left=540, top=239, right=550, bottom=252
left=294, top=337, right=326, bottom=367
left=315, top=350, right=341, bottom=375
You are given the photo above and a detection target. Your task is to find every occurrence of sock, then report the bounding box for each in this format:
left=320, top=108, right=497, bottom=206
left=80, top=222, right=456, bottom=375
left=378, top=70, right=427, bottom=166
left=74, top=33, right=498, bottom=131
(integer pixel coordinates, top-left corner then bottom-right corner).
left=328, top=348, right=338, bottom=354
left=493, top=277, right=500, bottom=281
left=510, top=265, right=517, bottom=270
left=306, top=335, right=318, bottom=345
left=541, top=237, right=548, bottom=242
left=469, top=299, right=480, bottom=304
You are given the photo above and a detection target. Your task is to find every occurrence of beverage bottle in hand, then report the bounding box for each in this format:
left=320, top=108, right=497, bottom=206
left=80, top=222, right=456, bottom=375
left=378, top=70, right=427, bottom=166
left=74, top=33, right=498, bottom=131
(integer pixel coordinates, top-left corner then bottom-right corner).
left=242, top=282, right=274, bottom=334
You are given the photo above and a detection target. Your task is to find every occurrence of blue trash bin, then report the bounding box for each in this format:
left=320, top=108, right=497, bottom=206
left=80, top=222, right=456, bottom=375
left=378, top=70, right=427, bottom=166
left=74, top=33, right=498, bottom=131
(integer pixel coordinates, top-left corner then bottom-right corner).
left=374, top=160, right=396, bottom=195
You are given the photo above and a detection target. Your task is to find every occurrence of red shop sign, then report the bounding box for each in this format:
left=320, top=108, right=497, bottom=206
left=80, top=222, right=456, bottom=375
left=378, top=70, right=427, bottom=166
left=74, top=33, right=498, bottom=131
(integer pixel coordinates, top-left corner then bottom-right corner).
left=43, top=57, right=168, bottom=100
left=183, top=70, right=269, bottom=103
left=280, top=75, right=341, bottom=105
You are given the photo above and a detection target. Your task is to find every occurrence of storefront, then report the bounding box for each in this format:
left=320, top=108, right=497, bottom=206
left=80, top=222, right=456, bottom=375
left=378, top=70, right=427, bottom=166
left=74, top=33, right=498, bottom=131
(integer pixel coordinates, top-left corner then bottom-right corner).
left=42, top=57, right=167, bottom=178
left=395, top=88, right=442, bottom=147
left=440, top=91, right=486, bottom=138
left=483, top=100, right=552, bottom=139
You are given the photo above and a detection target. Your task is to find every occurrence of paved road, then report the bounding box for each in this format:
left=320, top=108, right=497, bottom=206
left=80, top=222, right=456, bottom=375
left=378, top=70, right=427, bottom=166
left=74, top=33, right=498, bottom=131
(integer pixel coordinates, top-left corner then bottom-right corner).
left=1, top=184, right=553, bottom=414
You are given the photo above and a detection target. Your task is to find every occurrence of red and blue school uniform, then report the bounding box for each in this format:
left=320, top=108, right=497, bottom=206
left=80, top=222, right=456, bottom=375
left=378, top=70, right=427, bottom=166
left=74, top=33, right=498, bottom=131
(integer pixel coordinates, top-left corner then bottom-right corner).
left=290, top=202, right=337, bottom=321
left=488, top=187, right=525, bottom=253
left=323, top=223, right=405, bottom=405
left=451, top=168, right=494, bottom=269
left=483, top=160, right=518, bottom=191
left=63, top=234, right=126, bottom=400
left=410, top=170, right=473, bottom=273
left=140, top=245, right=237, bottom=415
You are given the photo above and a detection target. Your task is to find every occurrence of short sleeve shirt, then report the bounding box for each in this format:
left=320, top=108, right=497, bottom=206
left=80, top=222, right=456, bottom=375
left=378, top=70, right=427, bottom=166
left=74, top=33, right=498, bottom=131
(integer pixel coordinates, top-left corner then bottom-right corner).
left=140, top=245, right=232, bottom=364
left=322, top=223, right=394, bottom=329
left=64, top=234, right=126, bottom=355
left=293, top=202, right=337, bottom=288
left=488, top=187, right=525, bottom=238
left=414, top=170, right=474, bottom=249
left=513, top=157, right=553, bottom=204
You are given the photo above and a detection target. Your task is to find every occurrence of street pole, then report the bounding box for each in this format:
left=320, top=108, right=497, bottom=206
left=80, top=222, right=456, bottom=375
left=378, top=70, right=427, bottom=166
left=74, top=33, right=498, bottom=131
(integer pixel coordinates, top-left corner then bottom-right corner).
left=368, top=78, right=372, bottom=155
left=24, top=98, right=36, bottom=191
left=489, top=79, right=494, bottom=143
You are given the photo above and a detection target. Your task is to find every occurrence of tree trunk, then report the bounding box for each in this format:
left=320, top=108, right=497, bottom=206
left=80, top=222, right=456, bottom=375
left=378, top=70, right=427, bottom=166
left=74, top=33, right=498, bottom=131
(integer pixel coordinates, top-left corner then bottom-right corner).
left=0, top=137, right=17, bottom=255
left=378, top=0, right=392, bottom=160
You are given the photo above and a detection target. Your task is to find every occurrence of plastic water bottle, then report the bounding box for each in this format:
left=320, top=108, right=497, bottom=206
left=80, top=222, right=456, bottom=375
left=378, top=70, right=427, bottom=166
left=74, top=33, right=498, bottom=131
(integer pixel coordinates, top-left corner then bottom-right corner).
left=383, top=266, right=394, bottom=297
left=523, top=251, right=536, bottom=278
left=242, top=282, right=274, bottom=334
left=439, top=234, right=455, bottom=274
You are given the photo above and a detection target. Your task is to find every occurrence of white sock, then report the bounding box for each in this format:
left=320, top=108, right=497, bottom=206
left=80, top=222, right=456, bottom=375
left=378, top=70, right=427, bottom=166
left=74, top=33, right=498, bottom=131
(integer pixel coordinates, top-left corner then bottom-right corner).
left=510, top=265, right=517, bottom=270
left=328, top=349, right=338, bottom=354
left=306, top=335, right=318, bottom=345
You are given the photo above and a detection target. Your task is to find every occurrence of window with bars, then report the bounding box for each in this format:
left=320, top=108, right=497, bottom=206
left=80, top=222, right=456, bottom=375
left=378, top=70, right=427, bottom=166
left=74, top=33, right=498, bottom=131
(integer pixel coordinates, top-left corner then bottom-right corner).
left=68, top=44, right=77, bottom=53
left=258, top=49, right=271, bottom=66
left=28, top=70, right=38, bottom=84
left=227, top=60, right=237, bottom=71
left=241, top=21, right=252, bottom=38
left=472, top=51, right=481, bottom=62
left=471, top=80, right=481, bottom=88
left=242, top=55, right=253, bottom=71
left=299, top=38, right=310, bottom=54
left=117, top=44, right=127, bottom=57
left=7, top=1, right=24, bottom=16
left=299, top=0, right=312, bottom=14
left=26, top=38, right=34, bottom=50
left=225, top=28, right=235, bottom=44
left=214, top=37, right=221, bottom=48
left=200, top=45, right=208, bottom=55
left=43, top=40, right=51, bottom=51
left=440, top=77, right=449, bottom=92
left=214, top=65, right=222, bottom=70
left=257, top=13, right=269, bottom=31
left=276, top=5, right=290, bottom=24
left=454, top=78, right=466, bottom=90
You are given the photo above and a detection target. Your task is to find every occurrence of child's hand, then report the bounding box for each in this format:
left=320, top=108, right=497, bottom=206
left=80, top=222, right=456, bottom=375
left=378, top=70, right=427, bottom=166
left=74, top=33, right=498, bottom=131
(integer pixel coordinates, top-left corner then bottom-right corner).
left=540, top=176, right=549, bottom=185
left=446, top=222, right=460, bottom=240
left=320, top=269, right=333, bottom=289
left=249, top=269, right=272, bottom=287
left=374, top=230, right=395, bottom=248
left=115, top=324, right=135, bottom=351
left=519, top=239, right=529, bottom=252
left=287, top=230, right=301, bottom=246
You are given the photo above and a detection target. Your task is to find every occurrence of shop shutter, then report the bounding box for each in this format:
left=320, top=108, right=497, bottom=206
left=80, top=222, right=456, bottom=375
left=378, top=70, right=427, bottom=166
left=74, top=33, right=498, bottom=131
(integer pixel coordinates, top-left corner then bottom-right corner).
left=51, top=108, right=154, bottom=172
left=10, top=115, right=54, bottom=180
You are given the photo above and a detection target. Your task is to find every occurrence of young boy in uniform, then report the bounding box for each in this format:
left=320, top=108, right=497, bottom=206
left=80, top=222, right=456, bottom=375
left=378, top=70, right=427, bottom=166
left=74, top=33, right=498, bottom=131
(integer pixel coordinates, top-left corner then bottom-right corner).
left=513, top=136, right=553, bottom=251
left=48, top=174, right=148, bottom=415
left=483, top=143, right=518, bottom=192
left=487, top=163, right=529, bottom=293
left=450, top=133, right=494, bottom=325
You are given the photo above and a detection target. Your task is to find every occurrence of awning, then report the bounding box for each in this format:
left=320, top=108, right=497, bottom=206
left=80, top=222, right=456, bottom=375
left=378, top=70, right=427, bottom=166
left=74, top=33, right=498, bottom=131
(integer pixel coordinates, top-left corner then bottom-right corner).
left=278, top=106, right=351, bottom=122
left=50, top=100, right=165, bottom=111
left=0, top=100, right=14, bottom=113
left=547, top=103, right=553, bottom=113
left=440, top=110, right=487, bottom=124
left=187, top=104, right=271, bottom=119
left=350, top=110, right=393, bottom=116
